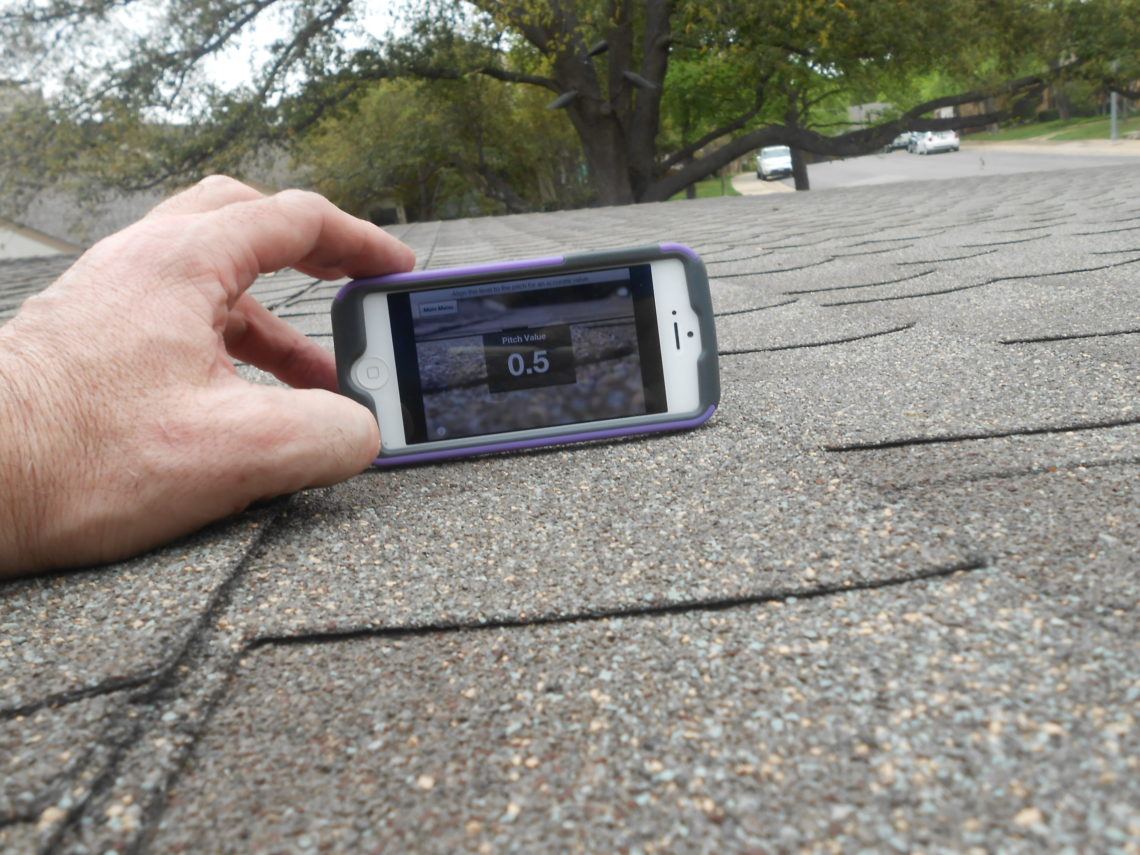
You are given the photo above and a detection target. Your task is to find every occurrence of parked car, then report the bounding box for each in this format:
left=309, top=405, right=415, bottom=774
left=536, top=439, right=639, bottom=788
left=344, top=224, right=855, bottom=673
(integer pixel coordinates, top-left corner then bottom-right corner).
left=883, top=132, right=911, bottom=152
left=756, top=145, right=793, bottom=180
left=911, top=130, right=960, bottom=155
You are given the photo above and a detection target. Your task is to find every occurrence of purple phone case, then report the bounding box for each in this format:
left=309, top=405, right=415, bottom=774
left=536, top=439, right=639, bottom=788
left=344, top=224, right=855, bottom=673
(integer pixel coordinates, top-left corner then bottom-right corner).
left=332, top=244, right=719, bottom=466
left=370, top=404, right=718, bottom=467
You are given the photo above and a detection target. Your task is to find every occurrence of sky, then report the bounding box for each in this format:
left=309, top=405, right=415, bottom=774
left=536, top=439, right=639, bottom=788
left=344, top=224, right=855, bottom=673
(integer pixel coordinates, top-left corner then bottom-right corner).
left=7, top=0, right=403, bottom=110
left=198, top=2, right=402, bottom=92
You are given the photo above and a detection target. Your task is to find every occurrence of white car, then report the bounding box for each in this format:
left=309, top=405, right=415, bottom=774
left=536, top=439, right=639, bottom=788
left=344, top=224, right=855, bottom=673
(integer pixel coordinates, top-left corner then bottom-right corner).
left=756, top=145, right=793, bottom=180
left=911, top=130, right=960, bottom=155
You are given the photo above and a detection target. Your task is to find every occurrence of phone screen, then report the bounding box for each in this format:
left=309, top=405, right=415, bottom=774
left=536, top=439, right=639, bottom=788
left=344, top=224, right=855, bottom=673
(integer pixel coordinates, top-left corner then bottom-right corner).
left=387, top=263, right=668, bottom=444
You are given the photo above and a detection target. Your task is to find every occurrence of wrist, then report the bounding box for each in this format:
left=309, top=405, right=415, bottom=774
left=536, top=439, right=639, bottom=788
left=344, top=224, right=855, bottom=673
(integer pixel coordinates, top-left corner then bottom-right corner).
left=0, top=325, right=72, bottom=576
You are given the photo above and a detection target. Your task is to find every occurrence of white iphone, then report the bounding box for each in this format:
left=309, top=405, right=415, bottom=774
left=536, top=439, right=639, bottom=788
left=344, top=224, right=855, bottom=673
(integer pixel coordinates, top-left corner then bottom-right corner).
left=332, top=243, right=719, bottom=466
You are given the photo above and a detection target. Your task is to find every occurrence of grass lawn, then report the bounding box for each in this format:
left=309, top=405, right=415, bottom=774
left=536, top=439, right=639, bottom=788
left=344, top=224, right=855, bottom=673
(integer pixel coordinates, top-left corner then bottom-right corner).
left=1051, top=114, right=1140, bottom=140
left=971, top=114, right=1140, bottom=142
left=670, top=176, right=742, bottom=200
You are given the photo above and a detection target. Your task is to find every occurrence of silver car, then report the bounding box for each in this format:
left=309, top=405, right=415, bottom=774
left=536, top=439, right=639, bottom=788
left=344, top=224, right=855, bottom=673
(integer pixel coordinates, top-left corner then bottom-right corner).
left=911, top=130, right=960, bottom=155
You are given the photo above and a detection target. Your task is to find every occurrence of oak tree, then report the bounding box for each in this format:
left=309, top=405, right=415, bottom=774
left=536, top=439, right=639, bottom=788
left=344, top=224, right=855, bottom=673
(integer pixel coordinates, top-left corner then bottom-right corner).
left=0, top=0, right=1128, bottom=208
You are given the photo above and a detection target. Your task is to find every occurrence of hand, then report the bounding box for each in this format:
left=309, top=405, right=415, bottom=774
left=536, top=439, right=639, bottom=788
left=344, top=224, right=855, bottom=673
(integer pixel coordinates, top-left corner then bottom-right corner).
left=0, top=177, right=414, bottom=576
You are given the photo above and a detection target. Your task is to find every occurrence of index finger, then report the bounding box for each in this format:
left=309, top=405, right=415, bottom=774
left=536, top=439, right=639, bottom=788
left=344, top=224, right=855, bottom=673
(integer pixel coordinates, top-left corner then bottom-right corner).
left=146, top=175, right=265, bottom=219
left=192, top=189, right=415, bottom=297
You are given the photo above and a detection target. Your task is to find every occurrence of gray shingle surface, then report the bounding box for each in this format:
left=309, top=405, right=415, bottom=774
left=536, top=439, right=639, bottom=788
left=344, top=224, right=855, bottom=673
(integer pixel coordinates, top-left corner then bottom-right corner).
left=0, top=163, right=1137, bottom=854
left=151, top=570, right=1138, bottom=855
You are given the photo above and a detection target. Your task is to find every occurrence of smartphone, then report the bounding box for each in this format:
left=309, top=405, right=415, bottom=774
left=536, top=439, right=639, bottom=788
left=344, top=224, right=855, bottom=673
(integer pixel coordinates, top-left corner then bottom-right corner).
left=331, top=243, right=719, bottom=466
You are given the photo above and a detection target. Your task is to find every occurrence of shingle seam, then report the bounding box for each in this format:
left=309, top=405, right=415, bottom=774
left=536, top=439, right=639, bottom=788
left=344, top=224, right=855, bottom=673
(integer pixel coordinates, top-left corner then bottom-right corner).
left=878, top=456, right=1140, bottom=493
left=264, top=278, right=323, bottom=312
left=999, top=328, right=1140, bottom=344
left=819, top=254, right=1140, bottom=306
left=824, top=415, right=1140, bottom=453
left=704, top=252, right=773, bottom=265
left=0, top=671, right=155, bottom=721
left=896, top=249, right=998, bottom=265
left=714, top=298, right=797, bottom=317
left=33, top=509, right=295, bottom=855
left=831, top=244, right=916, bottom=258
left=1074, top=224, right=1140, bottom=235
left=713, top=258, right=835, bottom=278
left=0, top=508, right=291, bottom=836
left=0, top=739, right=107, bottom=828
left=719, top=322, right=915, bottom=356
left=241, top=557, right=992, bottom=652
left=783, top=269, right=934, bottom=295
left=961, top=234, right=1050, bottom=248
left=845, top=235, right=924, bottom=247
left=120, top=552, right=990, bottom=851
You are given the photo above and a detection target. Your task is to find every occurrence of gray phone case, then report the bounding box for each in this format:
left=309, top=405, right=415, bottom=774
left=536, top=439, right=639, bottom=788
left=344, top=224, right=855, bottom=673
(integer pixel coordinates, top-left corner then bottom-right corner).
left=332, top=243, right=719, bottom=466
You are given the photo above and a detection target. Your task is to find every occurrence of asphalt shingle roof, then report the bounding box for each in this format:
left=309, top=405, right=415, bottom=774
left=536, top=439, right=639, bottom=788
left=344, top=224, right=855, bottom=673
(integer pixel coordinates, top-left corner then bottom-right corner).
left=1, top=162, right=1138, bottom=854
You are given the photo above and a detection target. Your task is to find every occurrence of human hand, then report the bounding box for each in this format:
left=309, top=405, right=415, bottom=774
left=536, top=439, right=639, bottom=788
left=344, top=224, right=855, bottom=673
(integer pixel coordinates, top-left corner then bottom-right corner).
left=0, top=177, right=414, bottom=576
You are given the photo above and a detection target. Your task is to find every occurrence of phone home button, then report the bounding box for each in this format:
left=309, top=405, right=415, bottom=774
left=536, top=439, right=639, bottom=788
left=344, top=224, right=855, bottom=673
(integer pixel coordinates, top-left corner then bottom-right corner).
left=354, top=357, right=390, bottom=390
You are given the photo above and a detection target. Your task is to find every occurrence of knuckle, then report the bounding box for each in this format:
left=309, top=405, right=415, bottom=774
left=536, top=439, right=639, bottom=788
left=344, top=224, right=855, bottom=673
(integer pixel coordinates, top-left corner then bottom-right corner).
left=197, top=174, right=240, bottom=191
left=273, top=188, right=328, bottom=210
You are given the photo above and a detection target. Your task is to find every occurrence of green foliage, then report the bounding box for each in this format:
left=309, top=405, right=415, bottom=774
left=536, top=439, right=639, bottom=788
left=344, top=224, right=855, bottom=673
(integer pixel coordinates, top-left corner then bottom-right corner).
left=298, top=75, right=588, bottom=221
left=1049, top=0, right=1140, bottom=85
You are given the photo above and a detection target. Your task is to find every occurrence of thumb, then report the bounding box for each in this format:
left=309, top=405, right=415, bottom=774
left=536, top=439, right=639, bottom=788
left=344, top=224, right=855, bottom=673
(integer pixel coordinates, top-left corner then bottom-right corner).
left=211, top=385, right=380, bottom=501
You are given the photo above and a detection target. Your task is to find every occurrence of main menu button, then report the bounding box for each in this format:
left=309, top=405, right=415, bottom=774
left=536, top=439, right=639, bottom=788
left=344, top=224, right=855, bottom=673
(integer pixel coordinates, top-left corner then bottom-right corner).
left=354, top=357, right=390, bottom=390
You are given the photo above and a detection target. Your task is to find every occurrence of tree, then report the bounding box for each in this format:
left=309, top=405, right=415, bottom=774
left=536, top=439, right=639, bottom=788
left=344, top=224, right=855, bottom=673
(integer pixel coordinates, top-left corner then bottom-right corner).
left=1050, top=0, right=1140, bottom=100
left=0, top=0, right=1129, bottom=209
left=299, top=76, right=589, bottom=221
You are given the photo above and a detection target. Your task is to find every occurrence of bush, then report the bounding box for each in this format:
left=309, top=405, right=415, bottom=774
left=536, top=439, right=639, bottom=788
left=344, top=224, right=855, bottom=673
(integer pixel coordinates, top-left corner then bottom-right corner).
left=1037, top=108, right=1060, bottom=122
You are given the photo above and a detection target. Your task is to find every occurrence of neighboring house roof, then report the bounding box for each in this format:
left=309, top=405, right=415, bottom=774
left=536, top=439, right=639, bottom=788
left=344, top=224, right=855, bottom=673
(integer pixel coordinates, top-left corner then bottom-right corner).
left=0, top=163, right=1138, bottom=854
left=0, top=216, right=82, bottom=259
left=14, top=186, right=167, bottom=249
left=6, top=170, right=291, bottom=253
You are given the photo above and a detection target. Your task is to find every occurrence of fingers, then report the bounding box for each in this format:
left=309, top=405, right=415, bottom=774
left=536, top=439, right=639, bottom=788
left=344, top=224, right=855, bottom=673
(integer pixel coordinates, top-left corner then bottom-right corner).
left=149, top=176, right=415, bottom=283
left=207, top=384, right=380, bottom=500
left=224, top=294, right=339, bottom=391
left=147, top=175, right=265, bottom=219
left=142, top=178, right=414, bottom=306
left=194, top=189, right=415, bottom=300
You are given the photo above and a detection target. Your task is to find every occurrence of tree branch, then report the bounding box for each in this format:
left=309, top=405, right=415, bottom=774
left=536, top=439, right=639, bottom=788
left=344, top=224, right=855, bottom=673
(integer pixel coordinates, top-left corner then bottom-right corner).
left=644, top=74, right=1051, bottom=202
left=661, top=70, right=774, bottom=170
left=474, top=66, right=561, bottom=91
left=1104, top=79, right=1140, bottom=101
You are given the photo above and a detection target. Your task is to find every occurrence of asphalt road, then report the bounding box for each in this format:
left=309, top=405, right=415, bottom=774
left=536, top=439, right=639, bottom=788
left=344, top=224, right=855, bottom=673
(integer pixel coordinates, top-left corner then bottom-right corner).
left=736, top=140, right=1140, bottom=193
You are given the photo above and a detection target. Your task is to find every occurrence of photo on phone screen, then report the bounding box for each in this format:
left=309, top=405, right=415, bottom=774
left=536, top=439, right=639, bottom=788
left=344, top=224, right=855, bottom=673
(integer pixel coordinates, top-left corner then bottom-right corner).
left=385, top=264, right=667, bottom=444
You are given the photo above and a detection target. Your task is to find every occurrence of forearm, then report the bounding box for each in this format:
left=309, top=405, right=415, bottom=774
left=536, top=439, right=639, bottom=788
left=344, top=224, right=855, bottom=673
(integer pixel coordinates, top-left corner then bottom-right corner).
left=0, top=312, right=168, bottom=577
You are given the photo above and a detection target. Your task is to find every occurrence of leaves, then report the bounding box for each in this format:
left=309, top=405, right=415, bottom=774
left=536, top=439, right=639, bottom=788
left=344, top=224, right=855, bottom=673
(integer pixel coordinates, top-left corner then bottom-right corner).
left=298, top=75, right=588, bottom=220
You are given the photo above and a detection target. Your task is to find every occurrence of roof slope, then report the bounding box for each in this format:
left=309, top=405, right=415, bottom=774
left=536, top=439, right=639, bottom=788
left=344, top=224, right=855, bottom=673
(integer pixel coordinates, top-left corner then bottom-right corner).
left=1, top=165, right=1137, bottom=854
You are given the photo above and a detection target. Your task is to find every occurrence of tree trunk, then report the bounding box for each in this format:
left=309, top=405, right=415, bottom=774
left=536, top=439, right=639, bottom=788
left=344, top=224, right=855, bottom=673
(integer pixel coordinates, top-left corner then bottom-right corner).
left=571, top=112, right=636, bottom=206
left=537, top=0, right=671, bottom=206
left=791, top=148, right=810, bottom=191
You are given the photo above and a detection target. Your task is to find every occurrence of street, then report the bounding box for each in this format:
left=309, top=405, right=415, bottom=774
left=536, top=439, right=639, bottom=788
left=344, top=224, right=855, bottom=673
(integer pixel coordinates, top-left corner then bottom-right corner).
left=734, top=139, right=1140, bottom=193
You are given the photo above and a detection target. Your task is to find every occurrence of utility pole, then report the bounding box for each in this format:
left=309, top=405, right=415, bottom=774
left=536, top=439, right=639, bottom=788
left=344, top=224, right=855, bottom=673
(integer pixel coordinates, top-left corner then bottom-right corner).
left=1111, top=60, right=1120, bottom=141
